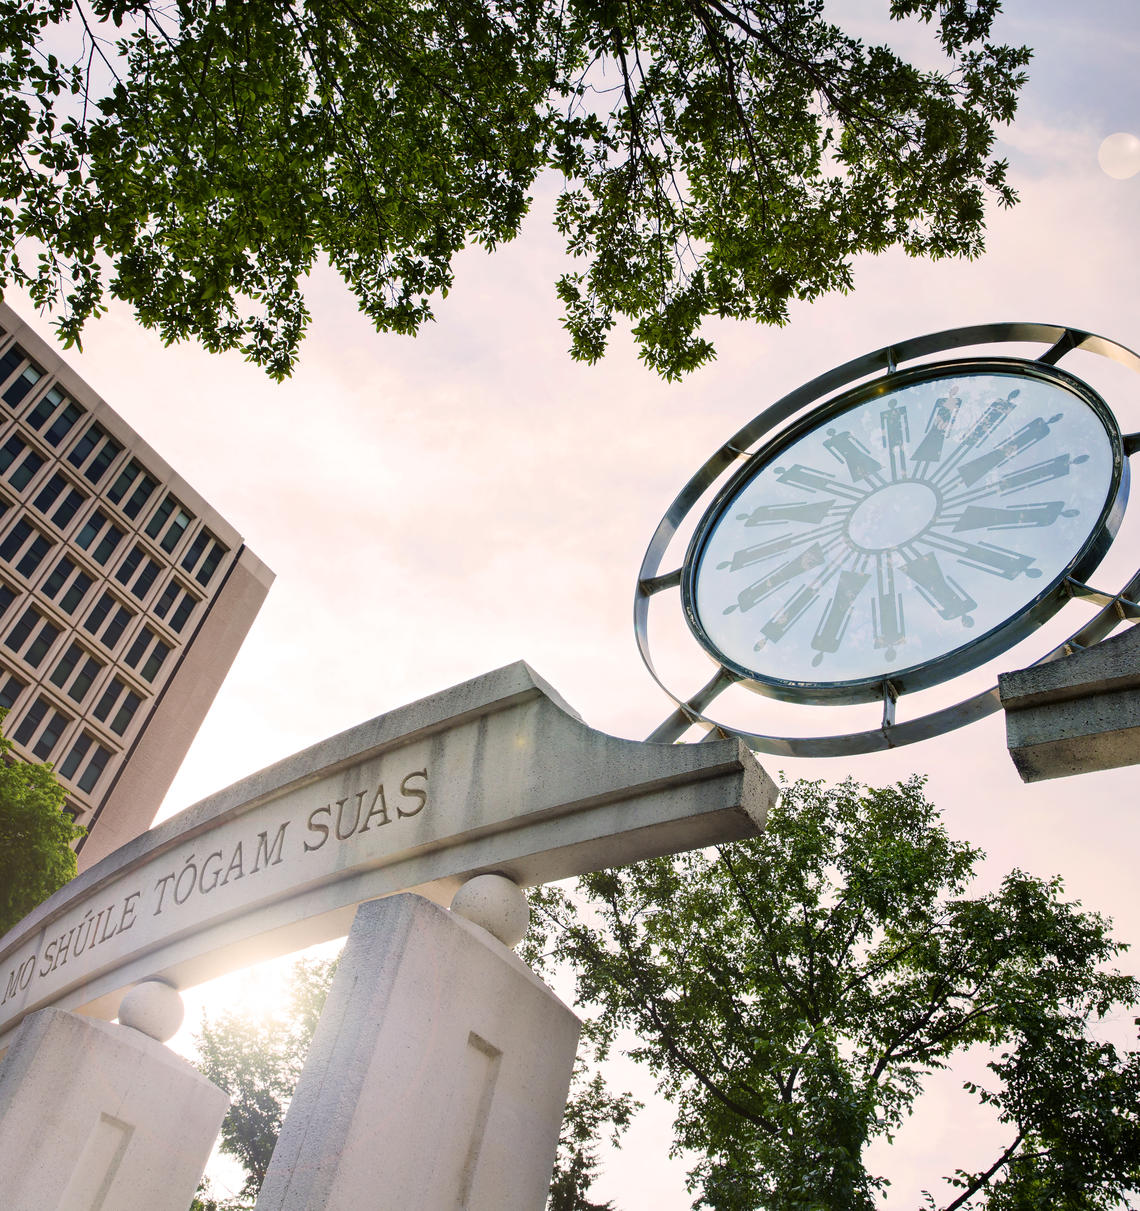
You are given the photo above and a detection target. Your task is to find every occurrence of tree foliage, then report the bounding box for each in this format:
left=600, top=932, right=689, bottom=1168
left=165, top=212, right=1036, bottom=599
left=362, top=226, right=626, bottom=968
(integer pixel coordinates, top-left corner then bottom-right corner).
left=0, top=714, right=84, bottom=936
left=195, top=956, right=337, bottom=1203
left=529, top=776, right=1140, bottom=1211
left=3, top=0, right=1028, bottom=379
left=196, top=953, right=635, bottom=1210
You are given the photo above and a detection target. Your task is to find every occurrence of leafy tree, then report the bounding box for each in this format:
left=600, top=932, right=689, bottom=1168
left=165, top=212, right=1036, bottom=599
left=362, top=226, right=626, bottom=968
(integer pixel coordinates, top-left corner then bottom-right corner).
left=195, top=956, right=337, bottom=1203
left=3, top=1, right=1028, bottom=379
left=197, top=951, right=634, bottom=1209
left=528, top=776, right=1140, bottom=1211
left=0, top=713, right=84, bottom=936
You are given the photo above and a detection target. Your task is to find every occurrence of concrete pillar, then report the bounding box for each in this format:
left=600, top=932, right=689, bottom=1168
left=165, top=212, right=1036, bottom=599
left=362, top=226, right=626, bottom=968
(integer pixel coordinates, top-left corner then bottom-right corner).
left=0, top=988, right=228, bottom=1211
left=255, top=892, right=580, bottom=1211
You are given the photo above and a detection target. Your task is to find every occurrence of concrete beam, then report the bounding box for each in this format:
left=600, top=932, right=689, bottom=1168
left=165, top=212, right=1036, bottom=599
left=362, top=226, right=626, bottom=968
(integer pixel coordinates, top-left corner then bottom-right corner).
left=999, top=626, right=1140, bottom=781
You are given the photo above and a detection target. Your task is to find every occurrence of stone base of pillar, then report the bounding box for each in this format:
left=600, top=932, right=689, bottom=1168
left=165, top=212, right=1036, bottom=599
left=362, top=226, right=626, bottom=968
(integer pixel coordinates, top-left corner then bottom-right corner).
left=0, top=1007, right=228, bottom=1211
left=255, top=893, right=580, bottom=1211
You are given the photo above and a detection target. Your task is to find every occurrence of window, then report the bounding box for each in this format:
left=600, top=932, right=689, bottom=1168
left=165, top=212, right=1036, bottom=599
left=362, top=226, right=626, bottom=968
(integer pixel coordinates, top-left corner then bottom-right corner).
left=12, top=696, right=47, bottom=746
left=83, top=433, right=123, bottom=485
left=160, top=507, right=192, bottom=553
left=25, top=619, right=59, bottom=667
left=196, top=540, right=227, bottom=587
left=52, top=487, right=85, bottom=529
left=33, top=706, right=69, bottom=759
left=59, top=568, right=93, bottom=615
left=74, top=509, right=123, bottom=563
left=140, top=639, right=170, bottom=683
left=67, top=655, right=101, bottom=702
left=153, top=580, right=201, bottom=631
left=0, top=348, right=43, bottom=408
left=145, top=494, right=176, bottom=539
left=0, top=518, right=32, bottom=562
left=92, top=678, right=142, bottom=737
left=50, top=643, right=83, bottom=689
left=59, top=734, right=113, bottom=792
left=15, top=532, right=52, bottom=579
left=103, top=605, right=132, bottom=647
left=153, top=581, right=178, bottom=618
left=33, top=475, right=89, bottom=530
left=180, top=529, right=211, bottom=573
left=0, top=345, right=23, bottom=395
left=0, top=582, right=14, bottom=617
left=169, top=591, right=197, bottom=633
left=26, top=386, right=65, bottom=431
left=124, top=627, right=153, bottom=669
left=4, top=606, right=37, bottom=653
left=75, top=510, right=106, bottom=550
left=181, top=529, right=229, bottom=586
left=93, top=679, right=123, bottom=723
left=110, top=690, right=141, bottom=736
left=0, top=670, right=25, bottom=709
left=91, top=521, right=124, bottom=566
left=83, top=592, right=113, bottom=636
left=8, top=449, right=43, bottom=492
left=124, top=474, right=158, bottom=520
left=44, top=402, right=84, bottom=447
left=41, top=556, right=75, bottom=600
left=59, top=732, right=91, bottom=780
left=108, top=459, right=158, bottom=520
left=0, top=434, right=26, bottom=474
left=78, top=743, right=111, bottom=793
left=115, top=546, right=143, bottom=586
left=132, top=557, right=160, bottom=598
left=32, top=473, right=67, bottom=515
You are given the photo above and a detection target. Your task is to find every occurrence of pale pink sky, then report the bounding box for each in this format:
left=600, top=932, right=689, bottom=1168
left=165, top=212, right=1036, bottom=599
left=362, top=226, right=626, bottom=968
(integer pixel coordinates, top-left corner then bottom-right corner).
left=8, top=2, right=1140, bottom=1205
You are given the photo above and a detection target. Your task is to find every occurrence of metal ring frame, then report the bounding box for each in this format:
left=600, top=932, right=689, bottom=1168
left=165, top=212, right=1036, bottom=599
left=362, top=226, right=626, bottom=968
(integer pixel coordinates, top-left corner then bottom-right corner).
left=635, top=323, right=1140, bottom=756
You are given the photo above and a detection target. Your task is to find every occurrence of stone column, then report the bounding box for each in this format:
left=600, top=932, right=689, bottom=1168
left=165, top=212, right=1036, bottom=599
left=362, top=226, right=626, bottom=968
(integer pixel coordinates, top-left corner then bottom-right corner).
left=255, top=883, right=580, bottom=1211
left=0, top=980, right=229, bottom=1211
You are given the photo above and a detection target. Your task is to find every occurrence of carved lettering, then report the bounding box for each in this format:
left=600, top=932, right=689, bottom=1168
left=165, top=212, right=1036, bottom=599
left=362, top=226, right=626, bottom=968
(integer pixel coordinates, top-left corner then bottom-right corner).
left=305, top=805, right=331, bottom=852
left=153, top=873, right=176, bottom=915
left=2, top=955, right=35, bottom=1005
left=118, top=892, right=141, bottom=934
left=359, top=784, right=390, bottom=832
left=38, top=941, right=57, bottom=978
left=221, top=843, right=245, bottom=886
left=334, top=796, right=361, bottom=841
left=251, top=822, right=289, bottom=873
left=398, top=770, right=428, bottom=818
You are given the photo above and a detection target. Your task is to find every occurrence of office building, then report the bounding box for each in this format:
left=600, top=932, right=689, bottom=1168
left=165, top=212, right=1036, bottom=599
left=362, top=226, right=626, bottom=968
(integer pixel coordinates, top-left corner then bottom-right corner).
left=0, top=304, right=272, bottom=869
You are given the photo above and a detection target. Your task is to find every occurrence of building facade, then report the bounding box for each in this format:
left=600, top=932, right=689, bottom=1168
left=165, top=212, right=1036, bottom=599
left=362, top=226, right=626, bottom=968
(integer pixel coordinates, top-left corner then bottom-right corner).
left=0, top=304, right=272, bottom=869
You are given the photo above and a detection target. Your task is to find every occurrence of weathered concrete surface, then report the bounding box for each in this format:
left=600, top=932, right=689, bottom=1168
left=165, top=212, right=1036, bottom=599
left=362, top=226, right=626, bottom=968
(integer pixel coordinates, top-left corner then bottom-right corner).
left=256, top=895, right=579, bottom=1211
left=0, top=1007, right=228, bottom=1211
left=1000, top=625, right=1140, bottom=781
left=0, top=662, right=776, bottom=1051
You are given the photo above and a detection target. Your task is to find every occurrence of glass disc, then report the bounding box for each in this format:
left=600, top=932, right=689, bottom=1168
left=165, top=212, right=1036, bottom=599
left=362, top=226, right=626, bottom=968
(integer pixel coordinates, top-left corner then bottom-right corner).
left=683, top=362, right=1124, bottom=701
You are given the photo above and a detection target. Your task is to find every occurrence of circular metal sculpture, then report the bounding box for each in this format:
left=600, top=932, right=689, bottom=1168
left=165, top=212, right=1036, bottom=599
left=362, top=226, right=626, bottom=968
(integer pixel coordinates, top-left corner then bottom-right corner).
left=636, top=324, right=1140, bottom=755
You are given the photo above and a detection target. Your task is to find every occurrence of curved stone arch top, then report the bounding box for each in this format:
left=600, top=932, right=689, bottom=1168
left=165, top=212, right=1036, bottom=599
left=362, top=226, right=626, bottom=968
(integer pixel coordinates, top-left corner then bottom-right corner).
left=0, top=663, right=775, bottom=1051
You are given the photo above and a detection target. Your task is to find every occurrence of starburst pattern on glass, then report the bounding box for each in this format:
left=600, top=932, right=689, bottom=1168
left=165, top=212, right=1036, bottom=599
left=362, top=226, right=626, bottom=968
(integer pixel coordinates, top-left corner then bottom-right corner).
left=687, top=369, right=1120, bottom=693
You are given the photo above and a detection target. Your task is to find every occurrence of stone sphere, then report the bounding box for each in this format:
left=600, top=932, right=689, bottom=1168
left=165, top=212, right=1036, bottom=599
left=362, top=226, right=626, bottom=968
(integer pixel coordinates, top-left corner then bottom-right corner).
left=119, top=980, right=185, bottom=1042
left=450, top=874, right=530, bottom=947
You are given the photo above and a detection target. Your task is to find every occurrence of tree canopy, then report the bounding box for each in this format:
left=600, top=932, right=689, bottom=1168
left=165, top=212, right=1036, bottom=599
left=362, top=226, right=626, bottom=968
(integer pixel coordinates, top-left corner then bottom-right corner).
left=529, top=776, right=1140, bottom=1211
left=3, top=0, right=1028, bottom=379
left=0, top=715, right=84, bottom=936
left=194, top=953, right=633, bottom=1210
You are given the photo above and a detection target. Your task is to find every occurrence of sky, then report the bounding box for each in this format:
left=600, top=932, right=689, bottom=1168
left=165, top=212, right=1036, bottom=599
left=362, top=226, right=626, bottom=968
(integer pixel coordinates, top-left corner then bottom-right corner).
left=8, top=1, right=1140, bottom=1205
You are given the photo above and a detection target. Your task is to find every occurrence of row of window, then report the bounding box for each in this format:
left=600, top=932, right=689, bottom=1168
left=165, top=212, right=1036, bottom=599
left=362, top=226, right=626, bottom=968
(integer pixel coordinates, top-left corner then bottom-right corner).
left=8, top=690, right=113, bottom=793
left=0, top=573, right=172, bottom=681
left=0, top=340, right=229, bottom=586
left=0, top=509, right=201, bottom=631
